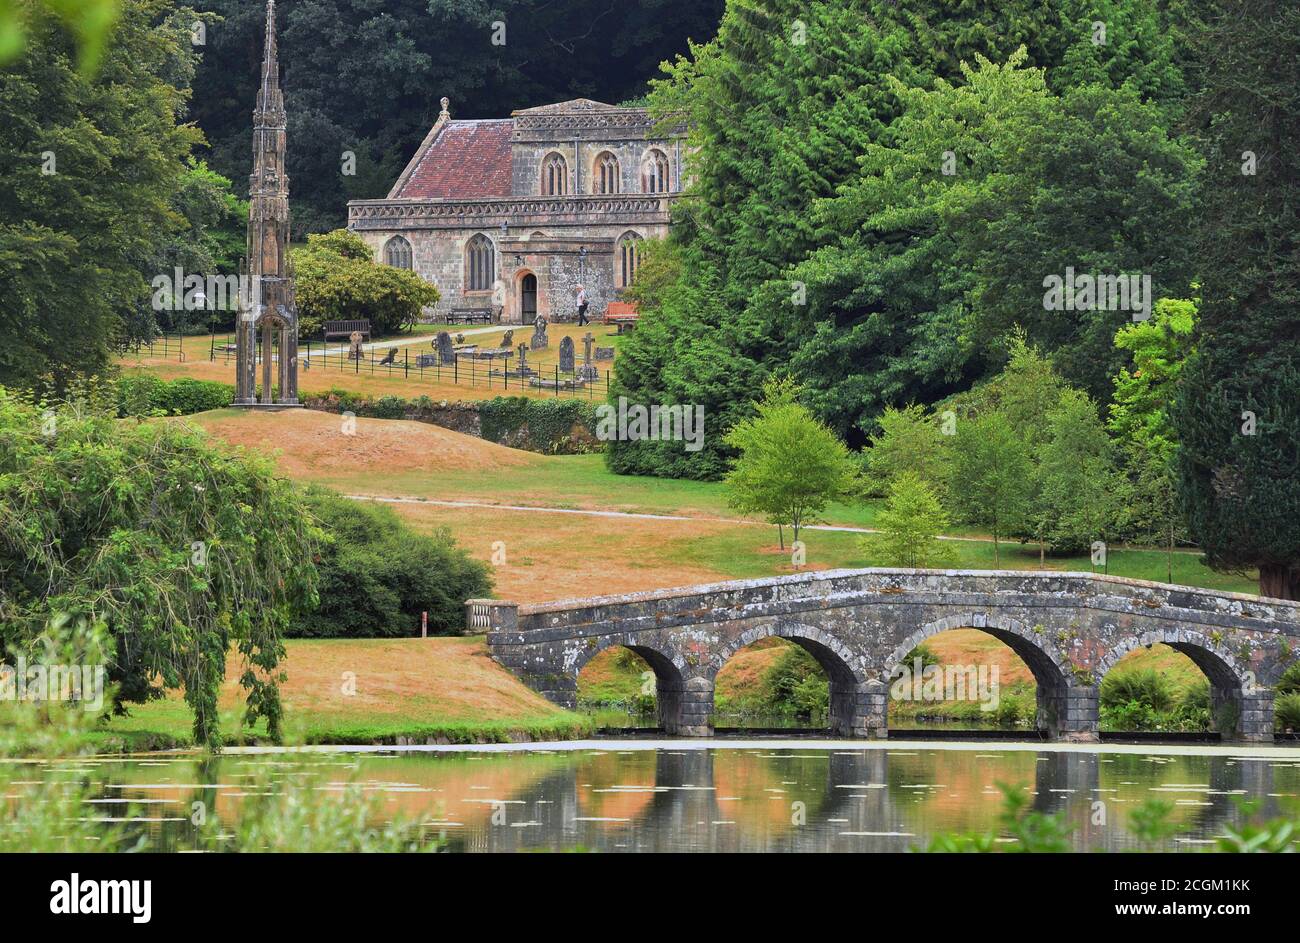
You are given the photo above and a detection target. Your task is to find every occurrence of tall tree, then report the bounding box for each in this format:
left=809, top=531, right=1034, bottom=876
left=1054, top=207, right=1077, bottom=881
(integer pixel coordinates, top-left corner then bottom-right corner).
left=1175, top=0, right=1300, bottom=599
left=0, top=0, right=202, bottom=389
left=724, top=378, right=856, bottom=544
left=949, top=411, right=1033, bottom=565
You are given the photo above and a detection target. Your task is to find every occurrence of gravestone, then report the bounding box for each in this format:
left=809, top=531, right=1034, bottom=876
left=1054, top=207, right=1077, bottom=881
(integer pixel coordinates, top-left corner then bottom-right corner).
left=559, top=336, right=575, bottom=373
left=594, top=346, right=615, bottom=360
left=501, top=329, right=514, bottom=348
left=454, top=333, right=465, bottom=345
left=436, top=331, right=455, bottom=366
left=529, top=315, right=549, bottom=351
left=348, top=331, right=364, bottom=361
left=579, top=331, right=600, bottom=381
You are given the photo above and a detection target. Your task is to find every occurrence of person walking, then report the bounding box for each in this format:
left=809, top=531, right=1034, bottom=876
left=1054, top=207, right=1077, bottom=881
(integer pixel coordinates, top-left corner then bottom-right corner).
left=576, top=284, right=589, bottom=326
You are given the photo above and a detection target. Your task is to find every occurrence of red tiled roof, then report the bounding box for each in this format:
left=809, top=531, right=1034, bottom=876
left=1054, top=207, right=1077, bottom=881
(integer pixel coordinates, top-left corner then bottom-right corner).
left=395, top=120, right=513, bottom=200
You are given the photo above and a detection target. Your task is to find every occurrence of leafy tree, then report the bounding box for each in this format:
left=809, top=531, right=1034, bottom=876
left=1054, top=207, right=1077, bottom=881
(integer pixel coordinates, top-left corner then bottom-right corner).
left=949, top=411, right=1033, bottom=565
left=297, top=487, right=491, bottom=638
left=863, top=404, right=951, bottom=499
left=862, top=472, right=954, bottom=569
left=1174, top=0, right=1300, bottom=599
left=1109, top=297, right=1197, bottom=579
left=0, top=0, right=204, bottom=390
left=1034, top=388, right=1127, bottom=558
left=0, top=386, right=320, bottom=748
left=293, top=229, right=439, bottom=337
left=723, top=378, right=856, bottom=544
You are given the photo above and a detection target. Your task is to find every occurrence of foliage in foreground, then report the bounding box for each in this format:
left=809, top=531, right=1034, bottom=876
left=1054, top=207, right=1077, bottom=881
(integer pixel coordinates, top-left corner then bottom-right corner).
left=0, top=386, right=320, bottom=747
left=921, top=782, right=1300, bottom=853
left=295, top=487, right=491, bottom=638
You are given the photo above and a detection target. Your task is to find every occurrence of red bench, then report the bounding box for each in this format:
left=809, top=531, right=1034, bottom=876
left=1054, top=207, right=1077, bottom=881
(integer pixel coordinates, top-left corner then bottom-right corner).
left=604, top=301, right=640, bottom=333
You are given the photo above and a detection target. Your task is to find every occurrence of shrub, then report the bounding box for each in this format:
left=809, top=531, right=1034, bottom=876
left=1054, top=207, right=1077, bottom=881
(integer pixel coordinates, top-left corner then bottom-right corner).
left=1100, top=668, right=1175, bottom=712
left=116, top=375, right=233, bottom=416
left=479, top=396, right=599, bottom=453
left=1277, top=660, right=1300, bottom=697
left=294, top=487, right=491, bottom=637
left=1276, top=693, right=1300, bottom=733
left=293, top=230, right=438, bottom=337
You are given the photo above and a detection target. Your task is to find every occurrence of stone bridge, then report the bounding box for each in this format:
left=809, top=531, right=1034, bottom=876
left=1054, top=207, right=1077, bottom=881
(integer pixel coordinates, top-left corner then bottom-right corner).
left=470, top=569, right=1300, bottom=742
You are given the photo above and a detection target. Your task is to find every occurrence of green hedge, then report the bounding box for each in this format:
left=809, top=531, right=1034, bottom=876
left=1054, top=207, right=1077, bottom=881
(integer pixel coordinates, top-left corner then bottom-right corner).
left=116, top=375, right=233, bottom=416
left=479, top=396, right=598, bottom=453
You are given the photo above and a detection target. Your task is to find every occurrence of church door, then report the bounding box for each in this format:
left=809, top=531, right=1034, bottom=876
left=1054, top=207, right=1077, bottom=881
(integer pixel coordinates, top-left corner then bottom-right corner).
left=520, top=273, right=538, bottom=324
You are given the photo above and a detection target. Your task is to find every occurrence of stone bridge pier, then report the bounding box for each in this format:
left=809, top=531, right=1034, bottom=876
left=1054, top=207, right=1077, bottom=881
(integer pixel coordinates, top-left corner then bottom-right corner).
left=470, top=568, right=1298, bottom=743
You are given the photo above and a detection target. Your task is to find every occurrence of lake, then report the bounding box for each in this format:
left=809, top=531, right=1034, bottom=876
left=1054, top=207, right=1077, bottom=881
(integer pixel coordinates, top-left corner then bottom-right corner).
left=19, top=740, right=1300, bottom=852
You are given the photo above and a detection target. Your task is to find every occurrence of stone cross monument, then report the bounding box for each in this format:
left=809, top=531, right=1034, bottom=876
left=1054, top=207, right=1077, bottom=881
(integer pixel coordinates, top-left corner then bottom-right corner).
left=234, top=0, right=299, bottom=407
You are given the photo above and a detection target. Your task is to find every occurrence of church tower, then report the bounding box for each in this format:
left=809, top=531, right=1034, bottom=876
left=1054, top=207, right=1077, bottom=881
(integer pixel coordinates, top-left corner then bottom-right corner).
left=234, top=0, right=299, bottom=406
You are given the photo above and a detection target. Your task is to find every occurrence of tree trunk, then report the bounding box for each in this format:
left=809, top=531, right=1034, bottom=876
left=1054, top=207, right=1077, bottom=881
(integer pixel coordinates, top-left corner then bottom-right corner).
left=993, top=534, right=1000, bottom=566
left=1166, top=523, right=1174, bottom=584
left=777, top=523, right=784, bottom=551
left=1259, top=563, right=1300, bottom=600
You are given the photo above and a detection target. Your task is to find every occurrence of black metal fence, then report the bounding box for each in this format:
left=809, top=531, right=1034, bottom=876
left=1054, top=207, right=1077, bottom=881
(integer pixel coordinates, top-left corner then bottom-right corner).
left=211, top=340, right=614, bottom=400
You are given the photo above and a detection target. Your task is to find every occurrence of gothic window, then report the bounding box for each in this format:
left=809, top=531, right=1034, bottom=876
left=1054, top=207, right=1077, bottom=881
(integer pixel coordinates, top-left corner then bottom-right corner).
left=616, top=232, right=643, bottom=289
left=383, top=235, right=413, bottom=270
left=465, top=234, right=495, bottom=291
left=641, top=149, right=670, bottom=193
left=594, top=152, right=620, bottom=194
left=541, top=153, right=568, bottom=196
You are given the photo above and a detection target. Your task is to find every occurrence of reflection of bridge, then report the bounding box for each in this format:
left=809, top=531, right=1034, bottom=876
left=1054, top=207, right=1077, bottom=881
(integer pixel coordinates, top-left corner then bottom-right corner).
left=454, top=745, right=1282, bottom=852
left=472, top=569, right=1300, bottom=741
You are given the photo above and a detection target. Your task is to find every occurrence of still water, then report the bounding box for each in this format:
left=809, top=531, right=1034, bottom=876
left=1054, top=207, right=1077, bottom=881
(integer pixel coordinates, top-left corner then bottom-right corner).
left=19, top=741, right=1300, bottom=852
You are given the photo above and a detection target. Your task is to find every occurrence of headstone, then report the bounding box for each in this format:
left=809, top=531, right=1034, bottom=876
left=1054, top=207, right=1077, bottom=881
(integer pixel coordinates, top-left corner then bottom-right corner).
left=594, top=346, right=615, bottom=361
left=415, top=353, right=438, bottom=367
left=559, top=336, right=575, bottom=373
left=454, top=333, right=465, bottom=345
left=348, top=331, right=364, bottom=361
left=529, top=314, right=549, bottom=351
left=516, top=343, right=533, bottom=376
left=501, top=329, right=514, bottom=348
left=436, top=331, right=455, bottom=366
left=578, top=331, right=600, bottom=381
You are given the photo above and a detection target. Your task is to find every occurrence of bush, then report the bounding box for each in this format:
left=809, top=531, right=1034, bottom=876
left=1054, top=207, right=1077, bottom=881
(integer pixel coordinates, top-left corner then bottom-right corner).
left=116, top=375, right=233, bottom=416
left=293, top=230, right=439, bottom=337
left=294, top=487, right=491, bottom=637
left=1276, top=693, right=1300, bottom=732
left=1100, top=668, right=1175, bottom=712
left=1277, top=660, right=1300, bottom=696
left=479, top=396, right=599, bottom=453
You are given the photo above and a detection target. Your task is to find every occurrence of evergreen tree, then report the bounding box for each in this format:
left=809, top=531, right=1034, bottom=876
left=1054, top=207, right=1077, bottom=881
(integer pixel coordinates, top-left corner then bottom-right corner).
left=1174, top=0, right=1300, bottom=598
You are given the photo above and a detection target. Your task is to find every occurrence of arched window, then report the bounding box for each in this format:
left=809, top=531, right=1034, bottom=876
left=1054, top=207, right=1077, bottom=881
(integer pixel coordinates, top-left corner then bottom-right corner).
left=465, top=234, right=495, bottom=291
left=594, top=151, right=620, bottom=194
left=641, top=149, right=670, bottom=193
left=541, top=153, right=568, bottom=196
left=383, top=235, right=412, bottom=269
left=616, top=232, right=643, bottom=289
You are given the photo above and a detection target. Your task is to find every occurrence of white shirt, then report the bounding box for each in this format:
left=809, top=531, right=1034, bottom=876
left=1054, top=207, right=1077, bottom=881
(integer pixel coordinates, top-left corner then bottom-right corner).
left=577, top=289, right=587, bottom=306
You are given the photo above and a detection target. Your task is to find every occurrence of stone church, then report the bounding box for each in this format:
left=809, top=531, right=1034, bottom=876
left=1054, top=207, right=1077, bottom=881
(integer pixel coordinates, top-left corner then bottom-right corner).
left=347, top=98, right=684, bottom=324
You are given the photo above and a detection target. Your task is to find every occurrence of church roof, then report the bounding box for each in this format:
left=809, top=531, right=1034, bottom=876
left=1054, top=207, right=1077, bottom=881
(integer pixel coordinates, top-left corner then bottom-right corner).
left=511, top=98, right=620, bottom=115
left=391, top=119, right=513, bottom=200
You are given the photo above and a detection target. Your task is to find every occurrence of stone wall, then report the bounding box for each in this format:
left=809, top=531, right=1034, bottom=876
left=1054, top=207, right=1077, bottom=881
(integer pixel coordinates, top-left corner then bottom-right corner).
left=474, top=568, right=1300, bottom=742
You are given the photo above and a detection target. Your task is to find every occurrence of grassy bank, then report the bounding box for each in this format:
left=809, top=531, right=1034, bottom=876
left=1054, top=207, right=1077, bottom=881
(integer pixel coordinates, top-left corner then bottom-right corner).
left=89, top=637, right=592, bottom=752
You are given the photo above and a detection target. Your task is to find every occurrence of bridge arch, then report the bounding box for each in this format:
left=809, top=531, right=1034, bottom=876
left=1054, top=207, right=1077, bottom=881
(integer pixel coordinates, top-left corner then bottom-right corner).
left=570, top=635, right=696, bottom=735
left=711, top=621, right=868, bottom=736
left=885, top=613, right=1075, bottom=736
left=1095, top=628, right=1259, bottom=737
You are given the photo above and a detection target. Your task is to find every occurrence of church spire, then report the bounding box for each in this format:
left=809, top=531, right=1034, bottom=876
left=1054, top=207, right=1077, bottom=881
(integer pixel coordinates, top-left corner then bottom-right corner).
left=234, top=0, right=299, bottom=407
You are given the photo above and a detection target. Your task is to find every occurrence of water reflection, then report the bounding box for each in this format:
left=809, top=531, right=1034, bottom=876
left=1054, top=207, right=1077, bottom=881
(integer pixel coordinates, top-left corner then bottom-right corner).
left=10, top=745, right=1299, bottom=852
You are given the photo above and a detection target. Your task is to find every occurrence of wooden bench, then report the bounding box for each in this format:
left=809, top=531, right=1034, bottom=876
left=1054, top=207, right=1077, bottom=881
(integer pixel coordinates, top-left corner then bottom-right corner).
left=604, top=301, right=639, bottom=333
left=446, top=308, right=495, bottom=324
left=323, top=319, right=371, bottom=342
